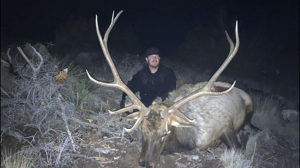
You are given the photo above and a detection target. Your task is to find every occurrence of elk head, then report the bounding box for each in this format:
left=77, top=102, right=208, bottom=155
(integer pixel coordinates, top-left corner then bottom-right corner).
left=86, top=11, right=239, bottom=168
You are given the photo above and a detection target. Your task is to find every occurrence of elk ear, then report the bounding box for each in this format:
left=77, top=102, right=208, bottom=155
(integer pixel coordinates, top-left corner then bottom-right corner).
left=168, top=113, right=194, bottom=128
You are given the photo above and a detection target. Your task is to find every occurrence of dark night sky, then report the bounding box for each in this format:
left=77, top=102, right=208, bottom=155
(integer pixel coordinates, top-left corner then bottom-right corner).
left=2, top=0, right=298, bottom=50
left=1, top=0, right=299, bottom=95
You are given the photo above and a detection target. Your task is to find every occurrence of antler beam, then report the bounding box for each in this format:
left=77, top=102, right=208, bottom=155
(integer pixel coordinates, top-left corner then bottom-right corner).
left=86, top=10, right=149, bottom=132
left=167, top=21, right=239, bottom=113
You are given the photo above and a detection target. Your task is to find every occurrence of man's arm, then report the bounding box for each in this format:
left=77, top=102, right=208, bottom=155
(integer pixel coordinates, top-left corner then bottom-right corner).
left=159, top=68, right=176, bottom=101
left=120, top=73, right=140, bottom=107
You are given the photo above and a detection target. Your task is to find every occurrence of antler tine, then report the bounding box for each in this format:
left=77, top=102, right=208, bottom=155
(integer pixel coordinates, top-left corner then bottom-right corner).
left=225, top=30, right=234, bottom=55
left=107, top=104, right=140, bottom=114
left=167, top=81, right=236, bottom=112
left=104, top=10, right=123, bottom=47
left=87, top=69, right=148, bottom=116
left=95, top=12, right=122, bottom=82
left=168, top=21, right=239, bottom=113
left=86, top=10, right=149, bottom=133
left=123, top=113, right=147, bottom=132
left=202, top=21, right=239, bottom=92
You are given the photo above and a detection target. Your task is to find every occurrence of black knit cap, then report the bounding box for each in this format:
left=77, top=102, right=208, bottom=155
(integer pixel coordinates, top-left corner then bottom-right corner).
left=145, top=47, right=160, bottom=57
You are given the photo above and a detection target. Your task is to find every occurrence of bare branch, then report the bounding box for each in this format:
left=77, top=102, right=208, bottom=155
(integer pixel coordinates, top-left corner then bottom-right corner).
left=58, top=95, right=76, bottom=152
left=17, top=45, right=44, bottom=80
left=55, top=137, right=69, bottom=166
left=1, top=87, right=11, bottom=98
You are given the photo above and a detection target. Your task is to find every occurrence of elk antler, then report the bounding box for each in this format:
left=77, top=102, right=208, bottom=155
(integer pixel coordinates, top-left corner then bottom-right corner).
left=167, top=21, right=239, bottom=114
left=86, top=10, right=149, bottom=132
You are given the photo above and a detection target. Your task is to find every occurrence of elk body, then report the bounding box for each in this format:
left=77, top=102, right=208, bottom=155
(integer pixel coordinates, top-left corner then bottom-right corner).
left=164, top=81, right=252, bottom=149
left=86, top=11, right=253, bottom=168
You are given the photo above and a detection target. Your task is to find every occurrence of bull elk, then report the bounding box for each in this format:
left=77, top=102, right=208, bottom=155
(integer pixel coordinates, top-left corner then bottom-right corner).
left=86, top=11, right=254, bottom=168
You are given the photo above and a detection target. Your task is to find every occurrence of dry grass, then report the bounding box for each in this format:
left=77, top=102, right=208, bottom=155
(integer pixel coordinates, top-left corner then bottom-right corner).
left=1, top=147, right=36, bottom=168
left=220, top=146, right=255, bottom=168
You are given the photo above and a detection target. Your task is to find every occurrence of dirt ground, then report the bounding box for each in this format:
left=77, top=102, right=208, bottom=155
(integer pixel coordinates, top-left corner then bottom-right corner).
left=66, top=127, right=299, bottom=168
left=72, top=137, right=224, bottom=168
left=2, top=113, right=299, bottom=168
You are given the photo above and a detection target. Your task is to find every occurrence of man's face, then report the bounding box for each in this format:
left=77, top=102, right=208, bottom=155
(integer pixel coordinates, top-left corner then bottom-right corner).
left=146, top=54, right=160, bottom=68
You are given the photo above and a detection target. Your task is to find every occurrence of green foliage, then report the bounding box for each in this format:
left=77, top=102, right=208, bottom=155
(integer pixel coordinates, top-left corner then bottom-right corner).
left=59, top=64, right=97, bottom=112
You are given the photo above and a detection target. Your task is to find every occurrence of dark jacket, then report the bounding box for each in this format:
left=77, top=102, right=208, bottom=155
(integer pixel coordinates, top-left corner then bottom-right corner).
left=121, top=64, right=176, bottom=107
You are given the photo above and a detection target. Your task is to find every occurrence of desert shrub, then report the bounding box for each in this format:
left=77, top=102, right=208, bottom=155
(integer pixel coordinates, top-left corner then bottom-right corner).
left=1, top=43, right=79, bottom=167
left=1, top=42, right=140, bottom=167
left=220, top=128, right=298, bottom=168
left=245, top=130, right=298, bottom=168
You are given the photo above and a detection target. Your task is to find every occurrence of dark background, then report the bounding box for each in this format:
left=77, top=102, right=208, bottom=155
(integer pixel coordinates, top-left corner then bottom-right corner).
left=1, top=0, right=299, bottom=98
